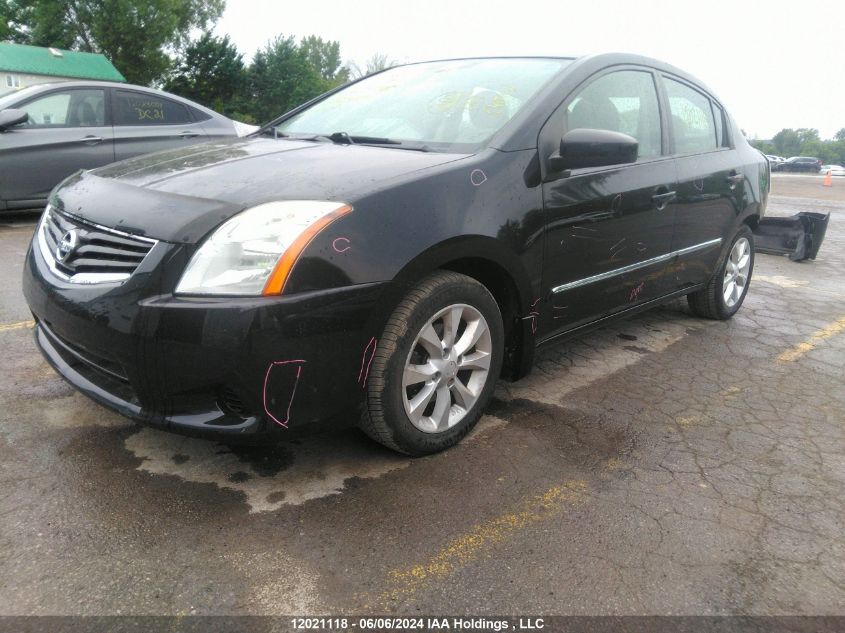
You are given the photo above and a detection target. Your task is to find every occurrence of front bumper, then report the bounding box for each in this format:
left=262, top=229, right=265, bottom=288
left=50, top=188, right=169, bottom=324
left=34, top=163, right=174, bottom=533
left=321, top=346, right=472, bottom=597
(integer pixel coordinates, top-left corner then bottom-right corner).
left=23, top=239, right=386, bottom=438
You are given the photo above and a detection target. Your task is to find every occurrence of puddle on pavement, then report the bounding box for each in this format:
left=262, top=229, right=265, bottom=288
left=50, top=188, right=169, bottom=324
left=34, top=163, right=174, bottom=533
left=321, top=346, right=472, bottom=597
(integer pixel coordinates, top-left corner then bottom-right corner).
left=124, top=414, right=509, bottom=513
left=125, top=427, right=409, bottom=513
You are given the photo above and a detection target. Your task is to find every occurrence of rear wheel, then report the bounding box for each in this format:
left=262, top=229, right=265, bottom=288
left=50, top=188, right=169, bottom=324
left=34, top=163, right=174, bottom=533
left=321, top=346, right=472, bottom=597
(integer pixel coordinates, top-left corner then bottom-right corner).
left=687, top=225, right=754, bottom=320
left=360, top=271, right=504, bottom=455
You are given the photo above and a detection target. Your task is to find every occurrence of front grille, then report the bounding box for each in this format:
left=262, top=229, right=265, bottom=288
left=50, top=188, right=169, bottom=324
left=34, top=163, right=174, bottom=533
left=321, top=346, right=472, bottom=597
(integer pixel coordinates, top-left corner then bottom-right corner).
left=40, top=207, right=156, bottom=282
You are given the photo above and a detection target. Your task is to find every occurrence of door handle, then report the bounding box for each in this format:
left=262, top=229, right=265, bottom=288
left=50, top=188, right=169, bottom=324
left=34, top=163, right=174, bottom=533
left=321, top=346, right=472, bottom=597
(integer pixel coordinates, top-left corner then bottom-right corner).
left=177, top=131, right=199, bottom=138
left=726, top=172, right=744, bottom=189
left=651, top=189, right=676, bottom=210
left=79, top=135, right=104, bottom=145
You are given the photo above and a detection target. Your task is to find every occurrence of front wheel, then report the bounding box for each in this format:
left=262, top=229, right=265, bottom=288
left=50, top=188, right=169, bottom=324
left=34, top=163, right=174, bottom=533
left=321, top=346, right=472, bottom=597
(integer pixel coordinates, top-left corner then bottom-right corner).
left=360, top=271, right=504, bottom=455
left=687, top=225, right=754, bottom=320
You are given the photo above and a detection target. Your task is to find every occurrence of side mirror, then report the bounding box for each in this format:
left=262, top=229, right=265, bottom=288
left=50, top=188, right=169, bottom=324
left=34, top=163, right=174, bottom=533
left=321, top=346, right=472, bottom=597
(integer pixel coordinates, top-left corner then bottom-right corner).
left=549, top=128, right=638, bottom=172
left=0, top=108, right=28, bottom=131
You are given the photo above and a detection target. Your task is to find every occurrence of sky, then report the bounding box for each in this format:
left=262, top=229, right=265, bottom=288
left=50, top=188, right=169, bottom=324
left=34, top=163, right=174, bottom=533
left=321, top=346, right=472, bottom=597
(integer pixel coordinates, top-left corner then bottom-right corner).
left=215, top=0, right=843, bottom=140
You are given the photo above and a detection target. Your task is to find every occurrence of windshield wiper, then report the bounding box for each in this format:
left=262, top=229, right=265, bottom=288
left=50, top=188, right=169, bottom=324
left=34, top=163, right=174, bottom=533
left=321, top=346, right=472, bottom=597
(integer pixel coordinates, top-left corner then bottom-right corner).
left=328, top=132, right=433, bottom=152
left=327, top=131, right=355, bottom=144
left=265, top=129, right=431, bottom=151
left=258, top=127, right=290, bottom=139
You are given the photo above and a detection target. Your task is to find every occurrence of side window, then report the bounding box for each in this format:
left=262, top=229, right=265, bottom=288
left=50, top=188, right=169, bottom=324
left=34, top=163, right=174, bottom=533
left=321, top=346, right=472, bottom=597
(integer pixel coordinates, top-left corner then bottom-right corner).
left=664, top=78, right=718, bottom=154
left=114, top=90, right=191, bottom=126
left=21, top=89, right=105, bottom=127
left=565, top=70, right=662, bottom=159
left=711, top=102, right=727, bottom=147
left=189, top=106, right=212, bottom=122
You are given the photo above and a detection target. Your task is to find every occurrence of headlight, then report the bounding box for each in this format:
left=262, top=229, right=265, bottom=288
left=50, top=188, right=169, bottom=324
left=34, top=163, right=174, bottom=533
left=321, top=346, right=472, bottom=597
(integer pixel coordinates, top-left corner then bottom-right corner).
left=175, top=200, right=352, bottom=296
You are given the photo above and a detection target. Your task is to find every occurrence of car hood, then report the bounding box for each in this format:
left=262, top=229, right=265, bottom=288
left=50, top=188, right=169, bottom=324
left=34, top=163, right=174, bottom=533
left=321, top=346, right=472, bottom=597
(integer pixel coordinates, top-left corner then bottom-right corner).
left=50, top=138, right=469, bottom=243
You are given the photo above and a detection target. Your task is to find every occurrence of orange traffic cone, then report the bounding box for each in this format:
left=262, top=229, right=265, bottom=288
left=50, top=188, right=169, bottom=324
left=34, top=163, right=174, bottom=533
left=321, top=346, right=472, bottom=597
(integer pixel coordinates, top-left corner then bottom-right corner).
left=824, top=169, right=833, bottom=187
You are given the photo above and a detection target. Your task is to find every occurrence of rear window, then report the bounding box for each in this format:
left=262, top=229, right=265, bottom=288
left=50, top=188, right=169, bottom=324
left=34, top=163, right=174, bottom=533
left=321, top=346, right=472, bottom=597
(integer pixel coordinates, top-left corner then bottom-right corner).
left=114, top=90, right=192, bottom=126
left=189, top=106, right=211, bottom=122
left=664, top=77, right=718, bottom=154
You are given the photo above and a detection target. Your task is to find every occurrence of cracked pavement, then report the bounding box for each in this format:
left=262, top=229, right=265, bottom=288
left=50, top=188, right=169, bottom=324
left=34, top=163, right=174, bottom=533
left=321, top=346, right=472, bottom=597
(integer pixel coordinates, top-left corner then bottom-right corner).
left=0, top=175, right=843, bottom=615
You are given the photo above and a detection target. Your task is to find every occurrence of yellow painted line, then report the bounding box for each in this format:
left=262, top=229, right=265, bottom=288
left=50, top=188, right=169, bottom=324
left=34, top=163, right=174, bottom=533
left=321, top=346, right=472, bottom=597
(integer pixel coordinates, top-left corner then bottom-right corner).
left=376, top=481, right=587, bottom=607
left=777, top=316, right=845, bottom=363
left=0, top=320, right=35, bottom=332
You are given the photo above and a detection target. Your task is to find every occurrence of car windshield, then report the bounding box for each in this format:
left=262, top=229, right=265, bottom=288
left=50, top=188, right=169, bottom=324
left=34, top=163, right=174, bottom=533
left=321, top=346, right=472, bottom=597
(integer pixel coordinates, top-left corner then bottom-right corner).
left=273, top=58, right=569, bottom=152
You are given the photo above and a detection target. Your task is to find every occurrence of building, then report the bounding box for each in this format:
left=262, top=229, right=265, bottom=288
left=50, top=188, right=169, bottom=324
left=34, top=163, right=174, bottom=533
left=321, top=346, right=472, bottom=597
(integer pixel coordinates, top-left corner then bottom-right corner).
left=0, top=42, right=125, bottom=96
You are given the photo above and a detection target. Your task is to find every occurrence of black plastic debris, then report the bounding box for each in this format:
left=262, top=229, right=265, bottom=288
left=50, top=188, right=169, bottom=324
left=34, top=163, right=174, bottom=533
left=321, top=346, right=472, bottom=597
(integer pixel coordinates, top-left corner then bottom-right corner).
left=753, top=212, right=830, bottom=261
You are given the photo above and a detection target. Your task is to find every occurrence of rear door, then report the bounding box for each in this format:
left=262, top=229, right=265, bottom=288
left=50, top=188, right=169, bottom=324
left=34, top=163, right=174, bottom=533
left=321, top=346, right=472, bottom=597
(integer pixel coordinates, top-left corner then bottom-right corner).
left=0, top=87, right=113, bottom=205
left=540, top=67, right=676, bottom=336
left=661, top=75, right=739, bottom=290
left=111, top=89, right=209, bottom=161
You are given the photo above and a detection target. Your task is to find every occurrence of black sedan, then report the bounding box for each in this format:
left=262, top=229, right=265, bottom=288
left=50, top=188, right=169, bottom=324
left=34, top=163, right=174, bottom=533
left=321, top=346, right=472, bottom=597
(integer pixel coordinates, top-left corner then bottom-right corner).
left=23, top=54, right=768, bottom=455
left=779, top=156, right=823, bottom=173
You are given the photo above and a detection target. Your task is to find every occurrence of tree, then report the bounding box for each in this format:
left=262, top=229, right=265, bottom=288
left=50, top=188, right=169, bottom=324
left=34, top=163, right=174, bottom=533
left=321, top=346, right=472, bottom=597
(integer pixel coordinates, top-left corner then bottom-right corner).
left=350, top=52, right=396, bottom=79
left=795, top=128, right=820, bottom=146
left=299, top=35, right=349, bottom=87
left=164, top=32, right=244, bottom=116
left=8, top=0, right=225, bottom=85
left=749, top=139, right=775, bottom=155
left=771, top=129, right=801, bottom=157
left=244, top=35, right=326, bottom=123
left=799, top=139, right=837, bottom=164
left=834, top=128, right=845, bottom=142
left=1, top=1, right=37, bottom=43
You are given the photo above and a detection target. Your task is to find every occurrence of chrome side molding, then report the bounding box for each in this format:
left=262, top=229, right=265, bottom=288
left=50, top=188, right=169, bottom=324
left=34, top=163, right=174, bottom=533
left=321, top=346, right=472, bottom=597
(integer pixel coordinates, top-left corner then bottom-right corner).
left=552, top=238, right=723, bottom=294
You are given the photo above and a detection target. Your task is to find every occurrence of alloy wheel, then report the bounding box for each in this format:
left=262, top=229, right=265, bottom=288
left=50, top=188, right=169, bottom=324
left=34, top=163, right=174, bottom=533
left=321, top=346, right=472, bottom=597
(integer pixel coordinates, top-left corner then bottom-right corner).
left=723, top=237, right=751, bottom=308
left=402, top=303, right=492, bottom=433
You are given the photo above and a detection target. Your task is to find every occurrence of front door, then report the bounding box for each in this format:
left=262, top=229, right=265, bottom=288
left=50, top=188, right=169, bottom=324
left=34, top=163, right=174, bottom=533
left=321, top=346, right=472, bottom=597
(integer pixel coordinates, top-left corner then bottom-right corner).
left=540, top=68, right=675, bottom=338
left=0, top=87, right=113, bottom=205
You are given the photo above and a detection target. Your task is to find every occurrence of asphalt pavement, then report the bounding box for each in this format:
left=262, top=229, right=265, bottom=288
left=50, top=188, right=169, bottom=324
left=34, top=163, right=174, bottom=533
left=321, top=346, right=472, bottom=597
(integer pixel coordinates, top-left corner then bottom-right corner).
left=0, top=175, right=843, bottom=617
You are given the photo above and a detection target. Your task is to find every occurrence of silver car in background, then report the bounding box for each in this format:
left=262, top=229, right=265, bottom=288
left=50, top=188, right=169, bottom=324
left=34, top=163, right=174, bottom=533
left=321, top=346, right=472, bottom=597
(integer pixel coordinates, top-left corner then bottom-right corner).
left=0, top=81, right=256, bottom=211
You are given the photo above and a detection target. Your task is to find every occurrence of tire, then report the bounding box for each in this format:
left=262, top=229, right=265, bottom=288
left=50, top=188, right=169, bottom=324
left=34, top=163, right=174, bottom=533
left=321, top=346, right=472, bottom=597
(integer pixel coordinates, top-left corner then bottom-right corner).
left=687, top=225, right=754, bottom=320
left=360, top=271, right=504, bottom=456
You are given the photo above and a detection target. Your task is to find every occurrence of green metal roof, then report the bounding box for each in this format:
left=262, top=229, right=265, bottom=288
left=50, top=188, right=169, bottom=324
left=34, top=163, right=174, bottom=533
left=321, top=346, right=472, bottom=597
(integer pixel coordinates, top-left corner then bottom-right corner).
left=0, top=43, right=126, bottom=82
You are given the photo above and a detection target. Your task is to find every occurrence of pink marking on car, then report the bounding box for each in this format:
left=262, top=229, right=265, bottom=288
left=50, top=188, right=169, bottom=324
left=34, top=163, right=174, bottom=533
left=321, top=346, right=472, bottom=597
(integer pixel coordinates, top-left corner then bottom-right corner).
left=470, top=169, right=487, bottom=186
left=358, top=337, right=377, bottom=386
left=527, top=297, right=541, bottom=334
left=262, top=359, right=306, bottom=428
left=628, top=282, right=645, bottom=302
left=332, top=237, right=351, bottom=253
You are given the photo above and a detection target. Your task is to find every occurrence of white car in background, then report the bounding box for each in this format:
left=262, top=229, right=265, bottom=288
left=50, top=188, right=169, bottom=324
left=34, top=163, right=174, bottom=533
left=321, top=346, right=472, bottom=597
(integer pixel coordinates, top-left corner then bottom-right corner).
left=819, top=164, right=845, bottom=176
left=765, top=155, right=785, bottom=171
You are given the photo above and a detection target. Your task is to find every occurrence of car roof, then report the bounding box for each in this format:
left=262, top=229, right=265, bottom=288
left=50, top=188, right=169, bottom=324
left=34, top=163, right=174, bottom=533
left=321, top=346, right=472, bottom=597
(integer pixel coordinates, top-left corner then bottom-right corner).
left=397, top=52, right=721, bottom=96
